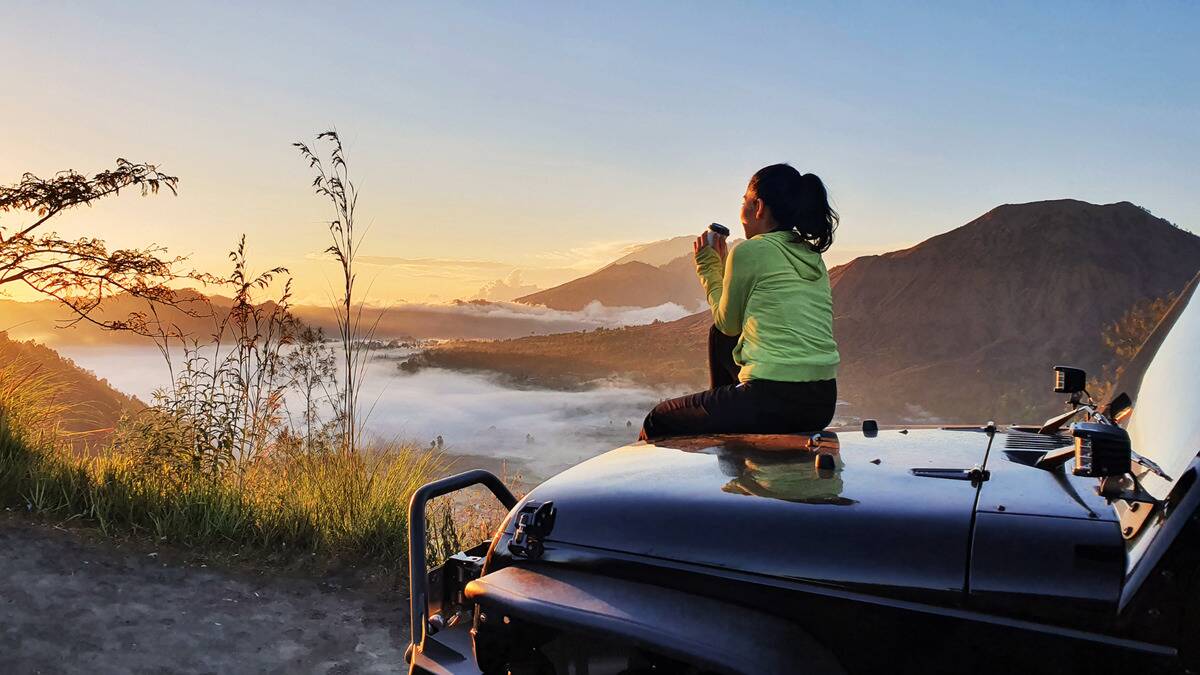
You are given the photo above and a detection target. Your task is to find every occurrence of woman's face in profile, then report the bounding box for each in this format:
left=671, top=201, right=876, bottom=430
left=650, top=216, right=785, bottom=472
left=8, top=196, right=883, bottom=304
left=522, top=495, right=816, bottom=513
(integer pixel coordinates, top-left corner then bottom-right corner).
left=741, top=188, right=768, bottom=237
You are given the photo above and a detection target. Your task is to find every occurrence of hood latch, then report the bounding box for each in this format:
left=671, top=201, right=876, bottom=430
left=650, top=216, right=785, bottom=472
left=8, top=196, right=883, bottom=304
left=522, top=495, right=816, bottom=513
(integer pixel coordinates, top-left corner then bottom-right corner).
left=510, top=501, right=557, bottom=559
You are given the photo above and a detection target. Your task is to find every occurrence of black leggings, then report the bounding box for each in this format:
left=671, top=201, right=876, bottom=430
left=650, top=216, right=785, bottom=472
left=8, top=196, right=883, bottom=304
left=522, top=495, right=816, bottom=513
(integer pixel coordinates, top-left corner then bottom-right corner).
left=638, top=325, right=836, bottom=441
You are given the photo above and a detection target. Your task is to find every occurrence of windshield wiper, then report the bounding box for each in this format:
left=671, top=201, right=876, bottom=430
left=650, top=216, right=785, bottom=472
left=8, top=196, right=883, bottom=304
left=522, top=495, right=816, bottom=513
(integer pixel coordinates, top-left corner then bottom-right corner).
left=1132, top=451, right=1171, bottom=481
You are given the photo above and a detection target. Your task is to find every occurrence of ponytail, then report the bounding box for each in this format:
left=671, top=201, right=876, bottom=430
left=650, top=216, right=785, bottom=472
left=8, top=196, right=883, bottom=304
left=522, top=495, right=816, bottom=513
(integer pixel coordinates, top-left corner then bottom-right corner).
left=748, top=164, right=838, bottom=253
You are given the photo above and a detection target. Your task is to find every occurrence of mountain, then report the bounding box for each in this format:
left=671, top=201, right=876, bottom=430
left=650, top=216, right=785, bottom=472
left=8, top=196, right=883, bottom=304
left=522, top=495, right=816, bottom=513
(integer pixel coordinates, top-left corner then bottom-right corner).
left=426, top=200, right=1200, bottom=423
left=515, top=236, right=744, bottom=311
left=607, top=235, right=697, bottom=268
left=0, top=332, right=142, bottom=435
left=0, top=289, right=218, bottom=346
left=514, top=258, right=706, bottom=311
left=0, top=233, right=737, bottom=343
left=829, top=199, right=1199, bottom=421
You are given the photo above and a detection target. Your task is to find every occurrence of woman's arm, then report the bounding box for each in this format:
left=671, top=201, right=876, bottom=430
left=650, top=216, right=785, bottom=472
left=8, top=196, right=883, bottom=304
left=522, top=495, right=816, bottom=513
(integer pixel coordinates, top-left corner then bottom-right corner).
left=696, top=242, right=757, bottom=336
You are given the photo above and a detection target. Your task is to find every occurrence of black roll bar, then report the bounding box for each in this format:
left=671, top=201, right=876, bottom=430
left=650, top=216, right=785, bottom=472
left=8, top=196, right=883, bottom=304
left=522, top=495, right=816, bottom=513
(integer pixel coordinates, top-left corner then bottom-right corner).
left=408, top=470, right=518, bottom=651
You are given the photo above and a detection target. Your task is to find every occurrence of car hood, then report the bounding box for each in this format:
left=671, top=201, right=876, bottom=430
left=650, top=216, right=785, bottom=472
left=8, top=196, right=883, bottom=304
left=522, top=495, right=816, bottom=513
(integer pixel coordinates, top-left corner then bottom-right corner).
left=520, top=429, right=992, bottom=599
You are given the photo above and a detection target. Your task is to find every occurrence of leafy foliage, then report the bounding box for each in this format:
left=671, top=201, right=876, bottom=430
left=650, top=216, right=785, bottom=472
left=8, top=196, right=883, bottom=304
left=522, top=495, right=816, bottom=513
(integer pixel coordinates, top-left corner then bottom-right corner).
left=283, top=326, right=338, bottom=451
left=0, top=159, right=196, bottom=331
left=121, top=237, right=296, bottom=481
left=0, top=139, right=502, bottom=575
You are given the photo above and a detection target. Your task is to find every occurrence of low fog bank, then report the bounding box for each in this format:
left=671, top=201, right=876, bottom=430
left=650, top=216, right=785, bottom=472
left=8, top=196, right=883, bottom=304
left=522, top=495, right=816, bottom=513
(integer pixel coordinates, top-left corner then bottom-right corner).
left=57, top=344, right=673, bottom=480
left=358, top=358, right=665, bottom=477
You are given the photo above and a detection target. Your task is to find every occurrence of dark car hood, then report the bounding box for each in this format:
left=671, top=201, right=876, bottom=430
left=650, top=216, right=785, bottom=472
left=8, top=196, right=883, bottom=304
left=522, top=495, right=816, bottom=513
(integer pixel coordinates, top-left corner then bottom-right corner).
left=521, top=429, right=992, bottom=598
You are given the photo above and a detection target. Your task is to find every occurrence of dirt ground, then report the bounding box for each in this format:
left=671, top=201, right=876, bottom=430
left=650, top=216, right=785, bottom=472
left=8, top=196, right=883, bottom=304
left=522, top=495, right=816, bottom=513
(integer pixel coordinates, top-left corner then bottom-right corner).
left=0, top=516, right=411, bottom=674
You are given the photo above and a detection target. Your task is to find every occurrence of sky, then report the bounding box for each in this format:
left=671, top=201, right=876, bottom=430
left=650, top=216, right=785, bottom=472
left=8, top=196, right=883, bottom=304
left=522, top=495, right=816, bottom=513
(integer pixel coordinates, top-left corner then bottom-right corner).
left=2, top=1, right=1197, bottom=304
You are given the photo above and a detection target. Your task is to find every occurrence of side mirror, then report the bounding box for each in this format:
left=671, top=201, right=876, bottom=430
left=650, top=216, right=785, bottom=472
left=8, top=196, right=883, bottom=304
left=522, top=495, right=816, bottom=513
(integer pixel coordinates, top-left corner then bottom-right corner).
left=862, top=419, right=879, bottom=438
left=1071, top=422, right=1131, bottom=478
left=1053, top=365, right=1087, bottom=395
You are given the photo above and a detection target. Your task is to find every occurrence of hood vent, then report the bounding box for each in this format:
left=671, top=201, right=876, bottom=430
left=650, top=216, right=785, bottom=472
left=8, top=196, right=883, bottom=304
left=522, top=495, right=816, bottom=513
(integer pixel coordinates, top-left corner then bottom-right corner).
left=1005, top=430, right=1071, bottom=451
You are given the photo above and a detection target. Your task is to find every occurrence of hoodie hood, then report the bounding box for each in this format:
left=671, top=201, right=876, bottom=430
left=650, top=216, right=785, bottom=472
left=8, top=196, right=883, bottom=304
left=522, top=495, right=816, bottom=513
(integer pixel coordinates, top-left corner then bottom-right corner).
left=756, top=230, right=826, bottom=282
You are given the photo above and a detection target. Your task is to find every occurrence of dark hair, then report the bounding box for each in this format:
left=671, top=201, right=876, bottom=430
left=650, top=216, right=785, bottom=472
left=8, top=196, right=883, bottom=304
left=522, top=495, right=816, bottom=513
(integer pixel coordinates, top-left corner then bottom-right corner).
left=748, top=163, right=838, bottom=253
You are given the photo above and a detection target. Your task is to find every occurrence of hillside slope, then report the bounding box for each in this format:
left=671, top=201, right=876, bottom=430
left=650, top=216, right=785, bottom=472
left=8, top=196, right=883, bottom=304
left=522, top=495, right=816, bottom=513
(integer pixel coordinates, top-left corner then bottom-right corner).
left=831, top=199, right=1199, bottom=420
left=607, top=235, right=696, bottom=268
left=0, top=333, right=142, bottom=434
left=415, top=312, right=713, bottom=391
left=428, top=200, right=1200, bottom=423
left=515, top=238, right=743, bottom=311
left=515, top=259, right=705, bottom=311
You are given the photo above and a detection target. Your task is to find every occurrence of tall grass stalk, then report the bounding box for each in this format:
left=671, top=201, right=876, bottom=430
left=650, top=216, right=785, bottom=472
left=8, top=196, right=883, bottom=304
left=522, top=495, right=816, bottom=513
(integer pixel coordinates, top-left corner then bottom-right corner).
left=0, top=132, right=500, bottom=576
left=295, top=131, right=381, bottom=454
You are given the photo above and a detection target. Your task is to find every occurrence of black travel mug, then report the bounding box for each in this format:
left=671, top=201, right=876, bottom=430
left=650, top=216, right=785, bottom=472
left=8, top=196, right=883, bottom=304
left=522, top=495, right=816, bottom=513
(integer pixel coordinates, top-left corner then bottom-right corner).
left=707, top=222, right=730, bottom=247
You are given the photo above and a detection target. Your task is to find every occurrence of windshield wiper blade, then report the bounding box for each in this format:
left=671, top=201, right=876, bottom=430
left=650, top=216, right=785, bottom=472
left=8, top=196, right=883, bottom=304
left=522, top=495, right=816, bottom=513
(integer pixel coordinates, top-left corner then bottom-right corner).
left=1132, top=452, right=1171, bottom=481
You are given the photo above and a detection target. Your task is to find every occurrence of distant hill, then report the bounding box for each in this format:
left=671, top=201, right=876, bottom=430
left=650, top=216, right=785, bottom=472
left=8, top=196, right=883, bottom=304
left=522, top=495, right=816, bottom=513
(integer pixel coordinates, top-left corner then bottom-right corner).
left=0, top=333, right=142, bottom=435
left=0, top=290, right=217, bottom=346
left=514, top=258, right=706, bottom=311
left=516, top=236, right=743, bottom=311
left=607, top=235, right=697, bottom=268
left=427, top=200, right=1200, bottom=423
left=0, top=233, right=737, bottom=343
left=0, top=294, right=637, bottom=345
left=410, top=312, right=714, bottom=391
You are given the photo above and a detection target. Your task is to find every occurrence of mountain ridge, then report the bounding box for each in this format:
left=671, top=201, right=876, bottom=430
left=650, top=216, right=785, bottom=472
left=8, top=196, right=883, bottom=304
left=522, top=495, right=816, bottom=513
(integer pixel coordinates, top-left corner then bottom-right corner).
left=515, top=236, right=746, bottom=311
left=425, top=199, right=1200, bottom=423
left=514, top=257, right=706, bottom=311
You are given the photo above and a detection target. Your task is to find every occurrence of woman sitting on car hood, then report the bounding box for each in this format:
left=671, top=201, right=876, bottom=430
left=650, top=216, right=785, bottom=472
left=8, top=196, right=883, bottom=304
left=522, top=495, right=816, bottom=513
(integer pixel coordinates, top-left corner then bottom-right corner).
left=639, top=164, right=840, bottom=440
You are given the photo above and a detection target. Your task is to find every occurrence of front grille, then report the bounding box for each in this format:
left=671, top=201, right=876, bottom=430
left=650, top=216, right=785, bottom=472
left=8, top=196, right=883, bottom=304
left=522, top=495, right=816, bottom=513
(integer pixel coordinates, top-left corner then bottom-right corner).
left=1004, top=430, right=1071, bottom=451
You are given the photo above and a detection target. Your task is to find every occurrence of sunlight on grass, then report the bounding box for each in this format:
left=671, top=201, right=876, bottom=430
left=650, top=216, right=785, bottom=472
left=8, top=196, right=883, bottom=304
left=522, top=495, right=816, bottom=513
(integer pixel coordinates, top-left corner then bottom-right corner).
left=0, top=357, right=477, bottom=573
left=0, top=138, right=520, bottom=577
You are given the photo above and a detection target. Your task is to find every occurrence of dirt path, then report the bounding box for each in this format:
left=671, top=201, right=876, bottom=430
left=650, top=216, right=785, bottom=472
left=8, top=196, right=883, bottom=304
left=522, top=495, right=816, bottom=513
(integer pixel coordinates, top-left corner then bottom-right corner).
left=0, top=517, right=410, bottom=674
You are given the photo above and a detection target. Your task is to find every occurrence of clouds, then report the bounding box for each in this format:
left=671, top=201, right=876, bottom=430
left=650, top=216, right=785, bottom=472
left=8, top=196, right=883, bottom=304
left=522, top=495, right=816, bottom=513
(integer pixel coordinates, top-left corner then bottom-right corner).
left=473, top=270, right=539, bottom=301
left=572, top=301, right=701, bottom=325
left=59, top=343, right=681, bottom=480
left=398, top=298, right=697, bottom=329
left=528, top=239, right=647, bottom=273
left=357, top=362, right=666, bottom=474
left=356, top=256, right=512, bottom=272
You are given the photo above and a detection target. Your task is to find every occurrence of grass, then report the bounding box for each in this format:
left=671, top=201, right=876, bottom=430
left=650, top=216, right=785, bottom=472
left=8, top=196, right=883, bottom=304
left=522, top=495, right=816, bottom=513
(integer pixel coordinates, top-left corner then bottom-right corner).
left=0, top=137, right=517, bottom=584
left=0, top=358, right=474, bottom=578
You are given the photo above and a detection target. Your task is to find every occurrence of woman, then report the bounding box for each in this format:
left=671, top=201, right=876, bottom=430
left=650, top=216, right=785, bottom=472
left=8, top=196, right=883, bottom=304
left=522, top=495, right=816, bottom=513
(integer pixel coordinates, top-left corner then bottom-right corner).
left=639, top=164, right=840, bottom=440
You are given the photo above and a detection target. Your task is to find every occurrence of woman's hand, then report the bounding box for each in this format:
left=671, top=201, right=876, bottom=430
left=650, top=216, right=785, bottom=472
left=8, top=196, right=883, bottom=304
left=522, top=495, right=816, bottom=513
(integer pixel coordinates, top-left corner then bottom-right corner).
left=713, top=233, right=728, bottom=260
left=694, top=231, right=728, bottom=260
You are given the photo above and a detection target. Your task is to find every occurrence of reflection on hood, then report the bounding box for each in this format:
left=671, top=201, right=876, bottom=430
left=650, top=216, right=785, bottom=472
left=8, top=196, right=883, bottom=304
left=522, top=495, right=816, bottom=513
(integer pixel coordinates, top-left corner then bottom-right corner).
left=717, top=448, right=856, bottom=506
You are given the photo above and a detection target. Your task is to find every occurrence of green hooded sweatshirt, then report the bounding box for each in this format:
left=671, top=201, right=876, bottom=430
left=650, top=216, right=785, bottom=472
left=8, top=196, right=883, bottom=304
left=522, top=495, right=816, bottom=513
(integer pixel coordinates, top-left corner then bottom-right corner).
left=695, top=230, right=839, bottom=383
